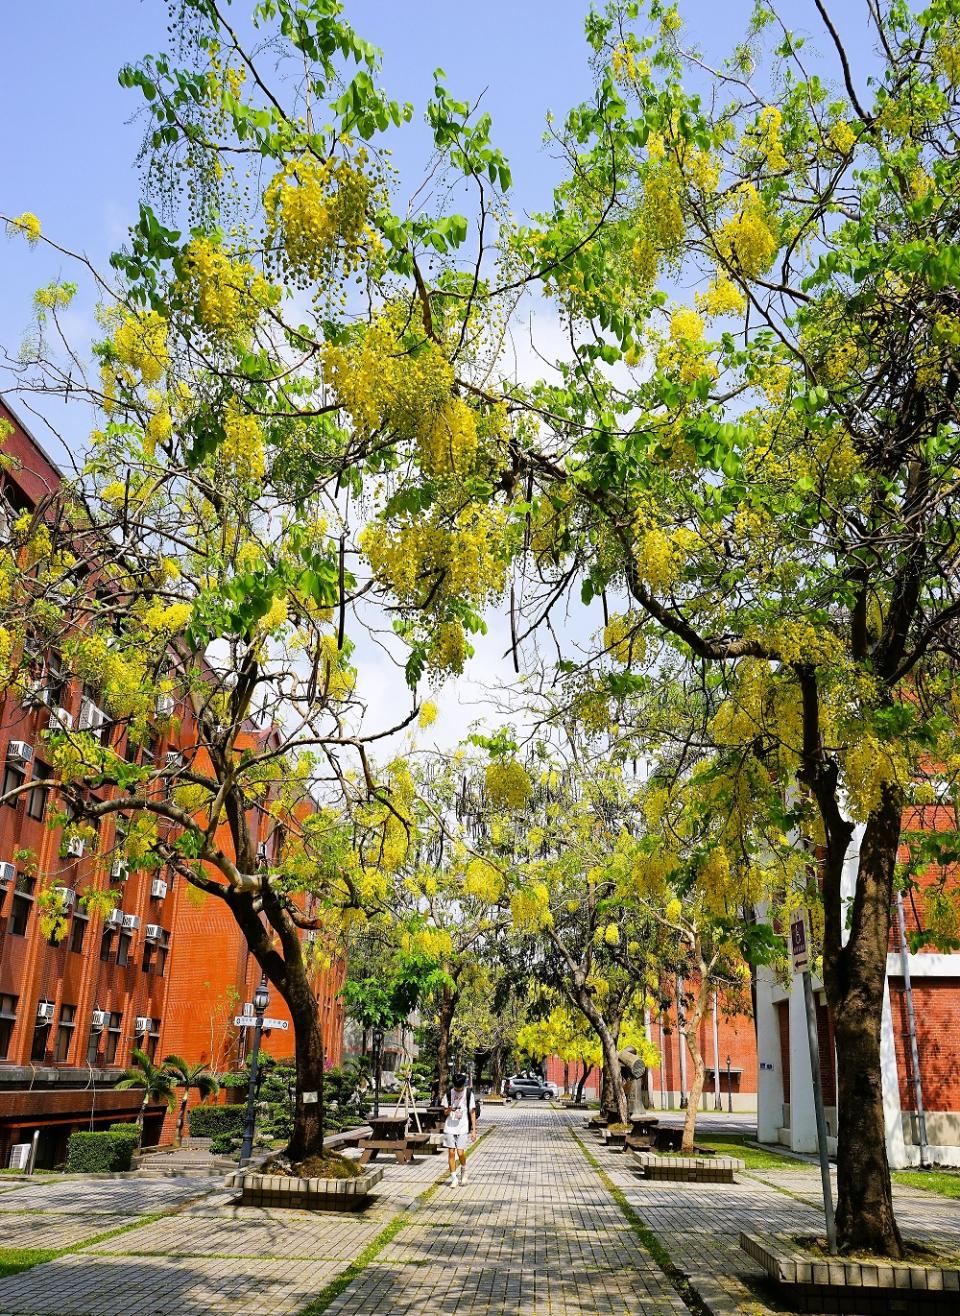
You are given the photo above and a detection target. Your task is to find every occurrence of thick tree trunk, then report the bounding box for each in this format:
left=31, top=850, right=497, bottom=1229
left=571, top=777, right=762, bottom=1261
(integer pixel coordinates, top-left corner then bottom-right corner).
left=681, top=972, right=711, bottom=1153
left=284, top=965, right=326, bottom=1163
left=575, top=1060, right=587, bottom=1103
left=823, top=790, right=904, bottom=1257
left=435, top=984, right=459, bottom=1095
left=595, top=1019, right=629, bottom=1122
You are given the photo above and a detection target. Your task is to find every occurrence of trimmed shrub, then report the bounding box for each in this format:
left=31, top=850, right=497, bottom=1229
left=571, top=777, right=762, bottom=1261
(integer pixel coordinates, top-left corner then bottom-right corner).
left=209, top=1131, right=239, bottom=1155
left=188, top=1103, right=245, bottom=1139
left=65, top=1130, right=137, bottom=1174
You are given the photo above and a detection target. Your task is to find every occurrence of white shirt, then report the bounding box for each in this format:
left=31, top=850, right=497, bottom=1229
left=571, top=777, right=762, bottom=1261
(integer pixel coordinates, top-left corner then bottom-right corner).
left=443, top=1087, right=472, bottom=1135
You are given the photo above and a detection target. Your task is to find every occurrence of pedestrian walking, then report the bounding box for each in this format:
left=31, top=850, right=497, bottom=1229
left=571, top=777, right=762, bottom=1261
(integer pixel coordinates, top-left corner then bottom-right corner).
left=443, top=1070, right=477, bottom=1188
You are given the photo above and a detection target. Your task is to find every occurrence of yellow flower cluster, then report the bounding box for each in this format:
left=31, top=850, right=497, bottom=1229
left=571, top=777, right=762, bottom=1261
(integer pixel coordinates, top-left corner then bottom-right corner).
left=697, top=275, right=746, bottom=318
left=418, top=700, right=438, bottom=729
left=664, top=897, right=683, bottom=923
left=221, top=401, right=266, bottom=480
left=843, top=732, right=910, bottom=821
left=323, top=304, right=454, bottom=439
left=402, top=925, right=453, bottom=959
left=936, top=26, right=960, bottom=84
left=757, top=106, right=787, bottom=171
left=361, top=503, right=512, bottom=613
left=511, top=881, right=553, bottom=931
left=179, top=237, right=274, bottom=341
left=113, top=310, right=169, bottom=385
left=716, top=186, right=778, bottom=280
left=264, top=153, right=373, bottom=283
left=143, top=601, right=193, bottom=633
left=318, top=633, right=355, bottom=701
left=463, top=857, right=503, bottom=903
left=670, top=306, right=704, bottom=342
left=603, top=613, right=645, bottom=666
left=485, top=759, right=533, bottom=811
left=633, top=525, right=685, bottom=592
left=829, top=119, right=856, bottom=154
left=610, top=41, right=649, bottom=84
left=417, top=397, right=479, bottom=477
left=602, top=922, right=620, bottom=946
left=428, top=620, right=469, bottom=675
left=7, top=212, right=41, bottom=244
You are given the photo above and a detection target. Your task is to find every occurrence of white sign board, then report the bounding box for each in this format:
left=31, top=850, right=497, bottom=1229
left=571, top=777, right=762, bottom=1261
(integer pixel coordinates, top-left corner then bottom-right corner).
left=233, top=1015, right=289, bottom=1030
left=790, top=908, right=810, bottom=974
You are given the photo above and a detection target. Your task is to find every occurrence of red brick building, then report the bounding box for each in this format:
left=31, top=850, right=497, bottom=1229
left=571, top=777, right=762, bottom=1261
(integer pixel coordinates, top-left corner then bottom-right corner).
left=0, top=401, right=344, bottom=1168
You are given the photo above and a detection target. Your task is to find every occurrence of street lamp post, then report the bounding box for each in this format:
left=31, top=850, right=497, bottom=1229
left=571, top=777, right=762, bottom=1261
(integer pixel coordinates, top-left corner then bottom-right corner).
left=372, top=1025, right=385, bottom=1118
left=726, top=1054, right=733, bottom=1114
left=239, top=975, right=270, bottom=1164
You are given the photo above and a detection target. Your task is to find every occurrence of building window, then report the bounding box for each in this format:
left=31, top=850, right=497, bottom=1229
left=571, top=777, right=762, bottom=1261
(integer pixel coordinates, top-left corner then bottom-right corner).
left=116, top=932, right=133, bottom=967
left=104, top=1013, right=122, bottom=1065
left=99, top=928, right=116, bottom=961
left=144, top=1023, right=160, bottom=1060
left=2, top=760, right=25, bottom=807
left=86, top=1025, right=101, bottom=1065
left=26, top=763, right=50, bottom=821
left=9, top=876, right=35, bottom=937
left=0, top=994, right=17, bottom=1060
left=54, top=1004, right=76, bottom=1063
left=68, top=915, right=87, bottom=955
left=31, top=1011, right=52, bottom=1062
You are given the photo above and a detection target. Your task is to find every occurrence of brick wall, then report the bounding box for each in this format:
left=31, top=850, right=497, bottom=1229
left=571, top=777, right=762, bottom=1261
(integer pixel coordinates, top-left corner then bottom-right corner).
left=889, top=978, right=960, bottom=1112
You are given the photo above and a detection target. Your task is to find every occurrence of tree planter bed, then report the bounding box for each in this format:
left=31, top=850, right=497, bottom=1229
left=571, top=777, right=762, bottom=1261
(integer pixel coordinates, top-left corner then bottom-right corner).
left=741, top=1233, right=960, bottom=1314
left=224, top=1165, right=383, bottom=1210
left=631, top=1151, right=744, bottom=1183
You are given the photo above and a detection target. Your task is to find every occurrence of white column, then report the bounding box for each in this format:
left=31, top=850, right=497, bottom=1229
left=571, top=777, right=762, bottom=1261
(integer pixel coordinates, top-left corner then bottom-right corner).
left=755, top=964, right=784, bottom=1143
left=711, top=992, right=722, bottom=1110
left=788, top=973, right=818, bottom=1153
left=880, top=976, right=911, bottom=1169
left=677, top=977, right=688, bottom=1105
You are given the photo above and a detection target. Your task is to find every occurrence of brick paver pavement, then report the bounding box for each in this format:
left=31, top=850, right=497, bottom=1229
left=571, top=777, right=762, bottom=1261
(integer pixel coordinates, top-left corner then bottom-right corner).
left=3, top=1108, right=959, bottom=1315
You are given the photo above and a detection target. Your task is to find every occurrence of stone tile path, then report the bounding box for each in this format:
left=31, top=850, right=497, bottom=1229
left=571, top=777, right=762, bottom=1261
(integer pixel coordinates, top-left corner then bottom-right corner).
left=1, top=1108, right=959, bottom=1315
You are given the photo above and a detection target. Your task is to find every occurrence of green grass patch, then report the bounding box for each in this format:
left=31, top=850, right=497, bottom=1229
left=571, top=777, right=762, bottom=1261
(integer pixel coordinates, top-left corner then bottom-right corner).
left=893, top=1169, right=960, bottom=1200
left=693, top=1133, right=800, bottom=1170
left=571, top=1130, right=708, bottom=1316
left=0, top=1248, right=58, bottom=1278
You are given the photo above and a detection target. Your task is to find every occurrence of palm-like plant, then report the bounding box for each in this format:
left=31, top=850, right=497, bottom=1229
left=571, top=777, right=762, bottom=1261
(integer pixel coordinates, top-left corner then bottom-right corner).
left=163, top=1055, right=220, bottom=1147
left=115, top=1047, right=177, bottom=1133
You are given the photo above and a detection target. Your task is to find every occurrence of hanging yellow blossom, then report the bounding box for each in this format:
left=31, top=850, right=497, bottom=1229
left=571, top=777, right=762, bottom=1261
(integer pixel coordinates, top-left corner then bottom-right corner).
left=7, top=213, right=41, bottom=244
left=716, top=186, right=778, bottom=280
left=485, top=759, right=534, bottom=810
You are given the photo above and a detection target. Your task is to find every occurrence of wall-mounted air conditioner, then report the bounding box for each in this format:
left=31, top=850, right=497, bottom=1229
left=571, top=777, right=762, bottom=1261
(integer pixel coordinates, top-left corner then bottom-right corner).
left=78, top=698, right=108, bottom=734
left=105, top=908, right=124, bottom=930
left=48, top=706, right=73, bottom=733
left=150, top=878, right=168, bottom=900
left=144, top=923, right=163, bottom=942
left=156, top=693, right=175, bottom=718
left=0, top=862, right=14, bottom=887
left=7, top=740, right=33, bottom=764
left=164, top=750, right=183, bottom=771
left=66, top=836, right=85, bottom=859
left=23, top=679, right=50, bottom=709
left=110, top=857, right=129, bottom=882
left=36, top=1001, right=55, bottom=1023
left=53, top=886, right=76, bottom=909
left=91, top=1008, right=107, bottom=1031
left=134, top=1016, right=152, bottom=1035
left=122, top=913, right=140, bottom=932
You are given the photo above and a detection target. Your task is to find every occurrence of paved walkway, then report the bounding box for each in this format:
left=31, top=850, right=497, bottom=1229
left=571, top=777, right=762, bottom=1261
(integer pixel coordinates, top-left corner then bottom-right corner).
left=0, top=1107, right=958, bottom=1315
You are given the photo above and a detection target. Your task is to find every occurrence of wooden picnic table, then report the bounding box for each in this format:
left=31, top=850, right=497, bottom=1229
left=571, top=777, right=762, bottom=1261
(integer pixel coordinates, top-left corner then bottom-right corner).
left=358, top=1113, right=415, bottom=1165
left=629, top=1114, right=660, bottom=1134
left=418, top=1106, right=447, bottom=1133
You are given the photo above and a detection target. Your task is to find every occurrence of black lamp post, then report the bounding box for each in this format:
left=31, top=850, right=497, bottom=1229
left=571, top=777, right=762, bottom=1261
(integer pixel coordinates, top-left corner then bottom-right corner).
left=726, top=1054, right=733, bottom=1114
left=372, top=1025, right=385, bottom=1118
left=239, top=975, right=270, bottom=1164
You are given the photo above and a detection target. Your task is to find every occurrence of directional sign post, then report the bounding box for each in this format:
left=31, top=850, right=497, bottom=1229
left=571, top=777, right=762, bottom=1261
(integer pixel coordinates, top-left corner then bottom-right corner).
left=234, top=1016, right=288, bottom=1030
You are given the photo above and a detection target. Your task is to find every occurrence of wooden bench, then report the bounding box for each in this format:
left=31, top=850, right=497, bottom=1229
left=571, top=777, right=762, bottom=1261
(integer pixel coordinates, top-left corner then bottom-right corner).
left=358, top=1137, right=414, bottom=1165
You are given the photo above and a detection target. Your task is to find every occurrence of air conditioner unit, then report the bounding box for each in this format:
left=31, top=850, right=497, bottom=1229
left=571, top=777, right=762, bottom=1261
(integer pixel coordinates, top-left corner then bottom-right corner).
left=78, top=698, right=108, bottom=734
left=144, top=923, right=163, bottom=942
left=66, top=836, right=85, bottom=859
left=105, top=907, right=124, bottom=930
left=36, top=1001, right=55, bottom=1023
left=91, top=1008, right=107, bottom=1031
left=0, top=862, right=14, bottom=887
left=156, top=693, right=175, bottom=718
left=53, top=886, right=76, bottom=909
left=164, top=750, right=183, bottom=771
left=22, top=680, right=50, bottom=709
left=134, top=1016, right=152, bottom=1035
left=7, top=740, right=34, bottom=764
left=7, top=1143, right=31, bottom=1171
left=122, top=913, right=140, bottom=932
left=150, top=878, right=168, bottom=900
left=48, top=706, right=74, bottom=733
left=110, top=857, right=129, bottom=882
